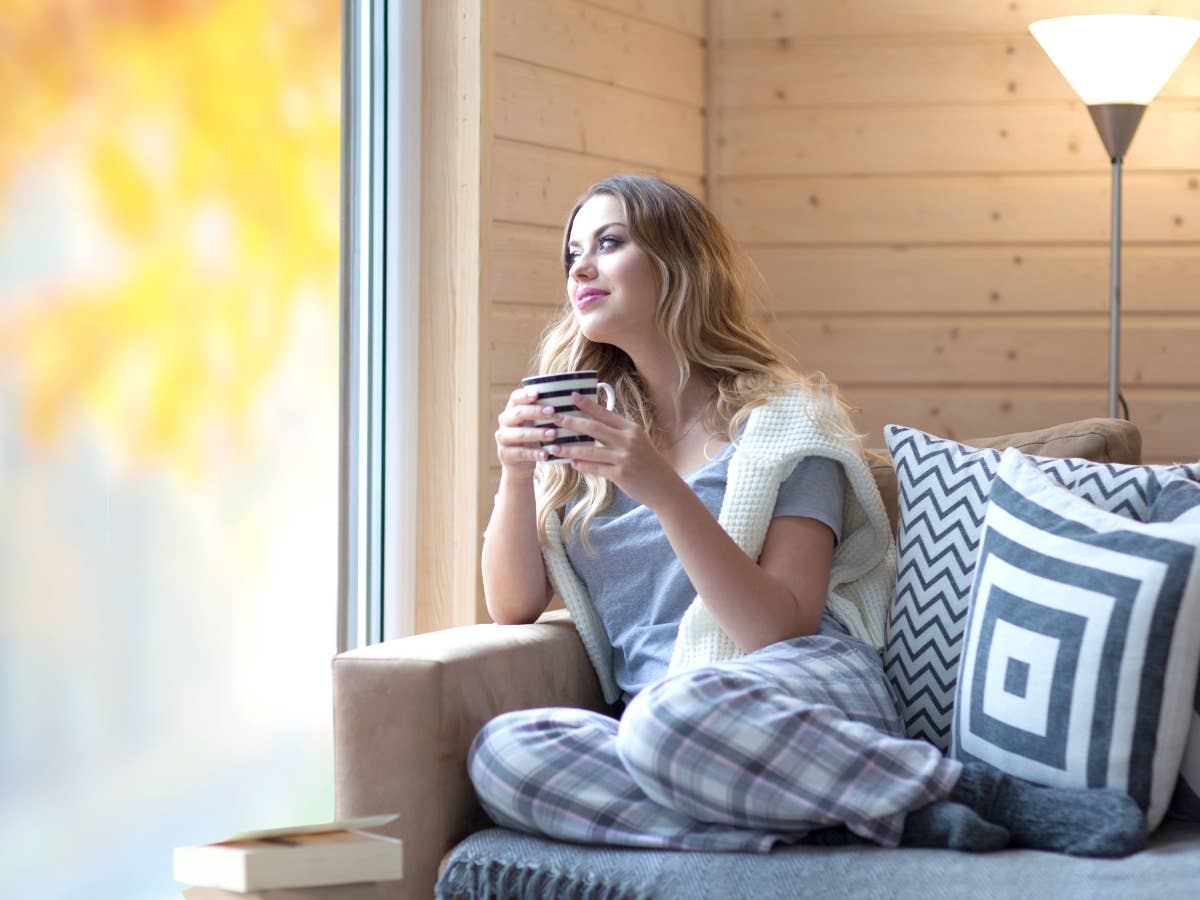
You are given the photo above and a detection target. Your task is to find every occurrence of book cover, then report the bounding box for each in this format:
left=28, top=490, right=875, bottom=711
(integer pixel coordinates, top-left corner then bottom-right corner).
left=174, top=814, right=403, bottom=893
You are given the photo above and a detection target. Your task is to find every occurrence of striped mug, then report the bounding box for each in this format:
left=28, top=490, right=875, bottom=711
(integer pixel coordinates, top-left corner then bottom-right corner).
left=520, top=370, right=616, bottom=463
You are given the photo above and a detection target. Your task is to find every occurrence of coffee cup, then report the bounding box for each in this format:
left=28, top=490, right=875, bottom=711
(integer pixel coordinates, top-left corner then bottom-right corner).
left=520, top=370, right=616, bottom=463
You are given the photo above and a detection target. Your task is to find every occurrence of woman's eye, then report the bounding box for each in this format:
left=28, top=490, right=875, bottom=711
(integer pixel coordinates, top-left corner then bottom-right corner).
left=599, top=236, right=622, bottom=250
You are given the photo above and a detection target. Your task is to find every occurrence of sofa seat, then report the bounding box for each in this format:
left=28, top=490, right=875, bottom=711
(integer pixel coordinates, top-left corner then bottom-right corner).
left=436, top=822, right=1200, bottom=899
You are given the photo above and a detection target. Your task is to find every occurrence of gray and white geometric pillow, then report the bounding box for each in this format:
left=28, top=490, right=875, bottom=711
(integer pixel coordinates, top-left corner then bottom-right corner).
left=883, top=424, right=1200, bottom=750
left=950, top=450, right=1200, bottom=829
left=1157, top=479, right=1200, bottom=822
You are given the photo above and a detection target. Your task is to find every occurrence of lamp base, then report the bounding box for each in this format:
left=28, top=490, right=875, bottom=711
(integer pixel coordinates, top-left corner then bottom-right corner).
left=1088, top=104, right=1145, bottom=160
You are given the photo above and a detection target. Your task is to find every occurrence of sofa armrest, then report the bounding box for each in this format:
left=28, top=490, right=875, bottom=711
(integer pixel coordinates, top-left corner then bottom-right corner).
left=332, top=608, right=614, bottom=900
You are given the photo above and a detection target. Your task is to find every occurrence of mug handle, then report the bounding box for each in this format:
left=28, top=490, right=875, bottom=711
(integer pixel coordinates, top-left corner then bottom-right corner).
left=596, top=382, right=616, bottom=411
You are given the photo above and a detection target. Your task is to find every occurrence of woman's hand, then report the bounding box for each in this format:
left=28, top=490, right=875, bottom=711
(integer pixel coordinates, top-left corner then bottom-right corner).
left=495, top=386, right=558, bottom=481
left=548, top=392, right=685, bottom=509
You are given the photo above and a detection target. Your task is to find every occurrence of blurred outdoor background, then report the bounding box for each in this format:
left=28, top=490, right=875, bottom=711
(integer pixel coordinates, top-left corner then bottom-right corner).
left=0, top=1, right=343, bottom=897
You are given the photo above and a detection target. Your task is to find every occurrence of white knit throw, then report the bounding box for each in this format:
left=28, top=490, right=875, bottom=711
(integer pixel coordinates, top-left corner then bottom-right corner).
left=538, top=386, right=896, bottom=705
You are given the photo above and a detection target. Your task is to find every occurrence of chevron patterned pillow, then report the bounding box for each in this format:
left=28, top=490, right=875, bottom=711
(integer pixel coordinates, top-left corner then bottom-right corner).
left=951, top=450, right=1200, bottom=830
left=882, top=424, right=1200, bottom=750
left=1155, top=480, right=1200, bottom=822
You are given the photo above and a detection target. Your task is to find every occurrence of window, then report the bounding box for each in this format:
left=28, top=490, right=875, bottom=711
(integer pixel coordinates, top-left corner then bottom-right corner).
left=1, top=3, right=343, bottom=897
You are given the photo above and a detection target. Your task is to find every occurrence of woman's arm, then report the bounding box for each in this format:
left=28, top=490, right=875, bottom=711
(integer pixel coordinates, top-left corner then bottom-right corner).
left=553, top=393, right=833, bottom=651
left=482, top=387, right=556, bottom=624
left=653, top=488, right=833, bottom=651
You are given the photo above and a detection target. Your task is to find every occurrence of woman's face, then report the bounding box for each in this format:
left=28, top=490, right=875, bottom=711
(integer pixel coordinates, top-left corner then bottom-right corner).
left=565, top=193, right=660, bottom=347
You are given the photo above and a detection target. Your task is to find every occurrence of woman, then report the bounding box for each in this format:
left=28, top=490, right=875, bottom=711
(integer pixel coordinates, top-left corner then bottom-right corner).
left=470, top=174, right=1144, bottom=856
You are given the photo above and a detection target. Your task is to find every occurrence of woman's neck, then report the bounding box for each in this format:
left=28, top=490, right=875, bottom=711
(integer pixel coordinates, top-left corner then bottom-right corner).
left=626, top=346, right=711, bottom=432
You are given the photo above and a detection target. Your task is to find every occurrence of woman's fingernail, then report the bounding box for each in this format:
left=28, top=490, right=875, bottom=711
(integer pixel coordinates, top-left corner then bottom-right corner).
left=526, top=387, right=538, bottom=398
left=539, top=450, right=548, bottom=460
left=544, top=428, right=556, bottom=439
left=552, top=414, right=564, bottom=424
left=542, top=406, right=554, bottom=416
left=547, top=445, right=560, bottom=454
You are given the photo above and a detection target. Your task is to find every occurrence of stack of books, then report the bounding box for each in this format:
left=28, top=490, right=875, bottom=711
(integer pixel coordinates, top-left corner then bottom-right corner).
left=174, top=814, right=404, bottom=899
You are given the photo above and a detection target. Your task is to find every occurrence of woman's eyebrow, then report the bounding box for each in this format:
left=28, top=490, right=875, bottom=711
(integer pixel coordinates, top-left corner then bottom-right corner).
left=567, top=222, right=626, bottom=248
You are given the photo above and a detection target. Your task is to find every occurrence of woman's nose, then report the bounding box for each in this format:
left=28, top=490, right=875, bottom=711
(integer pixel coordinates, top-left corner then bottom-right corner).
left=570, top=254, right=596, bottom=280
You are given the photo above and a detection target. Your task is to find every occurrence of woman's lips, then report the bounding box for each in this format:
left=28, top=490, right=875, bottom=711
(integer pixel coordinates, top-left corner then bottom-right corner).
left=575, top=290, right=608, bottom=310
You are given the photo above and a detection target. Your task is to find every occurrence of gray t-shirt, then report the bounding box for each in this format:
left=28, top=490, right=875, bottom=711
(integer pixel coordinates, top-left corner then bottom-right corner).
left=564, top=442, right=845, bottom=702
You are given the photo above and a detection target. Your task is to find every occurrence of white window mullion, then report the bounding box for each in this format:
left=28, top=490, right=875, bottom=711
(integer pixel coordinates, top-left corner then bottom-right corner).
left=339, top=0, right=418, bottom=653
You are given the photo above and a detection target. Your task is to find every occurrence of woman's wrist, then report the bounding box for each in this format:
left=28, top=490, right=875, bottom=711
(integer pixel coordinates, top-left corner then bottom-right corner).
left=499, top=466, right=537, bottom=489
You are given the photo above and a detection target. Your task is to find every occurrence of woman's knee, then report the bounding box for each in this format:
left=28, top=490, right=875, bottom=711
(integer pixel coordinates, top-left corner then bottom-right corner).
left=469, top=707, right=615, bottom=783
left=615, top=667, right=757, bottom=773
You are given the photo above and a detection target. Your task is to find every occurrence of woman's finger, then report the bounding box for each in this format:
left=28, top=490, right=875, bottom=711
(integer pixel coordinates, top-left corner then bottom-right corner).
left=545, top=441, right=607, bottom=462
left=499, top=426, right=557, bottom=445
left=499, top=445, right=549, bottom=463
left=569, top=459, right=609, bottom=477
left=571, top=392, right=626, bottom=427
left=502, top=403, right=556, bottom=426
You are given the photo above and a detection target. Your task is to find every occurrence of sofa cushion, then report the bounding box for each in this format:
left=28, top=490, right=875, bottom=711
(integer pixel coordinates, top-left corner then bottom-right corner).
left=882, top=424, right=1198, bottom=751
left=950, top=450, right=1200, bottom=829
left=867, top=417, right=1143, bottom=536
left=1155, top=479, right=1200, bottom=822
left=436, top=823, right=1200, bottom=899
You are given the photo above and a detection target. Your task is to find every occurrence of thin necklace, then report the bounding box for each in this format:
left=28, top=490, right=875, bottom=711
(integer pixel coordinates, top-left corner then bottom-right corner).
left=659, top=410, right=705, bottom=450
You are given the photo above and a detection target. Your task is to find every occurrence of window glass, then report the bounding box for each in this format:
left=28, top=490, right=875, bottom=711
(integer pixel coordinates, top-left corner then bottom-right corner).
left=0, top=2, right=342, bottom=897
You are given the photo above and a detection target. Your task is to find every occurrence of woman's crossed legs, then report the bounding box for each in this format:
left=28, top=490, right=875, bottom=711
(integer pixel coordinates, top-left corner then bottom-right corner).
left=468, top=633, right=959, bottom=851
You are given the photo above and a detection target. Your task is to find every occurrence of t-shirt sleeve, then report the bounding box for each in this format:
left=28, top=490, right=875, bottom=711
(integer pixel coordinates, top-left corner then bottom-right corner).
left=771, top=455, right=844, bottom=544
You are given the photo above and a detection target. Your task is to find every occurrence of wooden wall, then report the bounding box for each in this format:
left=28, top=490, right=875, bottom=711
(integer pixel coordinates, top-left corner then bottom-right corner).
left=430, top=0, right=1200, bottom=629
left=709, top=0, right=1200, bottom=464
left=486, top=0, right=708, bottom=511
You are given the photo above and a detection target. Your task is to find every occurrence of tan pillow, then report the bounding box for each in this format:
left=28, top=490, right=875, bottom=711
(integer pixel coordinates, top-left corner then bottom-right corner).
left=867, top=418, right=1142, bottom=535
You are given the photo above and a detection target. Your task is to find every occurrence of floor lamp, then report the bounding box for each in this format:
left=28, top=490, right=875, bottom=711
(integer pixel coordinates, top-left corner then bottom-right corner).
left=1029, top=15, right=1200, bottom=419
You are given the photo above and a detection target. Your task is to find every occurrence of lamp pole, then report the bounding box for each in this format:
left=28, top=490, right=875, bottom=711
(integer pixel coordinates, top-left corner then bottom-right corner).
left=1109, top=156, right=1121, bottom=420
left=1088, top=102, right=1143, bottom=420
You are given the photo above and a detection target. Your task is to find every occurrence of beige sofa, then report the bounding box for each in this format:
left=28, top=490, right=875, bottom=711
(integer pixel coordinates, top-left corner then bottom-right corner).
left=333, top=417, right=1175, bottom=899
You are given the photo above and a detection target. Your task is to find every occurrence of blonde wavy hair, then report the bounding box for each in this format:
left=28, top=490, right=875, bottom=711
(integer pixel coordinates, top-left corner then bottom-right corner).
left=534, top=174, right=857, bottom=550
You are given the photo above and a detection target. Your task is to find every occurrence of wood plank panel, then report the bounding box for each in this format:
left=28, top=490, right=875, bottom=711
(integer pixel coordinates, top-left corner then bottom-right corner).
left=714, top=37, right=1200, bottom=108
left=418, top=0, right=487, bottom=633
left=715, top=0, right=1200, bottom=40
left=720, top=173, right=1200, bottom=244
left=1124, top=318, right=1200, bottom=386
left=845, top=386, right=1200, bottom=463
left=588, top=0, right=706, bottom=37
left=767, top=314, right=1200, bottom=386
left=492, top=139, right=705, bottom=228
left=1121, top=388, right=1200, bottom=463
left=747, top=244, right=1200, bottom=315
left=494, top=57, right=704, bottom=173
left=716, top=100, right=1200, bottom=176
left=491, top=303, right=556, bottom=388
left=494, top=0, right=705, bottom=106
left=491, top=222, right=565, bottom=307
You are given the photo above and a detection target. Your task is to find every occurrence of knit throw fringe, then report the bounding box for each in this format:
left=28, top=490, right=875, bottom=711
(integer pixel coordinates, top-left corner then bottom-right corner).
left=435, top=856, right=651, bottom=900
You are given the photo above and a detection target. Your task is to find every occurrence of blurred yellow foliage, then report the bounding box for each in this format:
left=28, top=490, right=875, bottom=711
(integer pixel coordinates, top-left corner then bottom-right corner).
left=0, top=0, right=341, bottom=475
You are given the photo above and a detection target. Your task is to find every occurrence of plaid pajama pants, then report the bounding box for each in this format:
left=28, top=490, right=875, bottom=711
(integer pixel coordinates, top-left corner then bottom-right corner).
left=468, top=620, right=961, bottom=851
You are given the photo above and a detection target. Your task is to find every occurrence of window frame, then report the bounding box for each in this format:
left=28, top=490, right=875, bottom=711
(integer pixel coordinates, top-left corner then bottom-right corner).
left=338, top=0, right=420, bottom=651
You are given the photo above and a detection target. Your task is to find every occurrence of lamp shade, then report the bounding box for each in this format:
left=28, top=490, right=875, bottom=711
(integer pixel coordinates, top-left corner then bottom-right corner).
left=1029, top=15, right=1200, bottom=105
